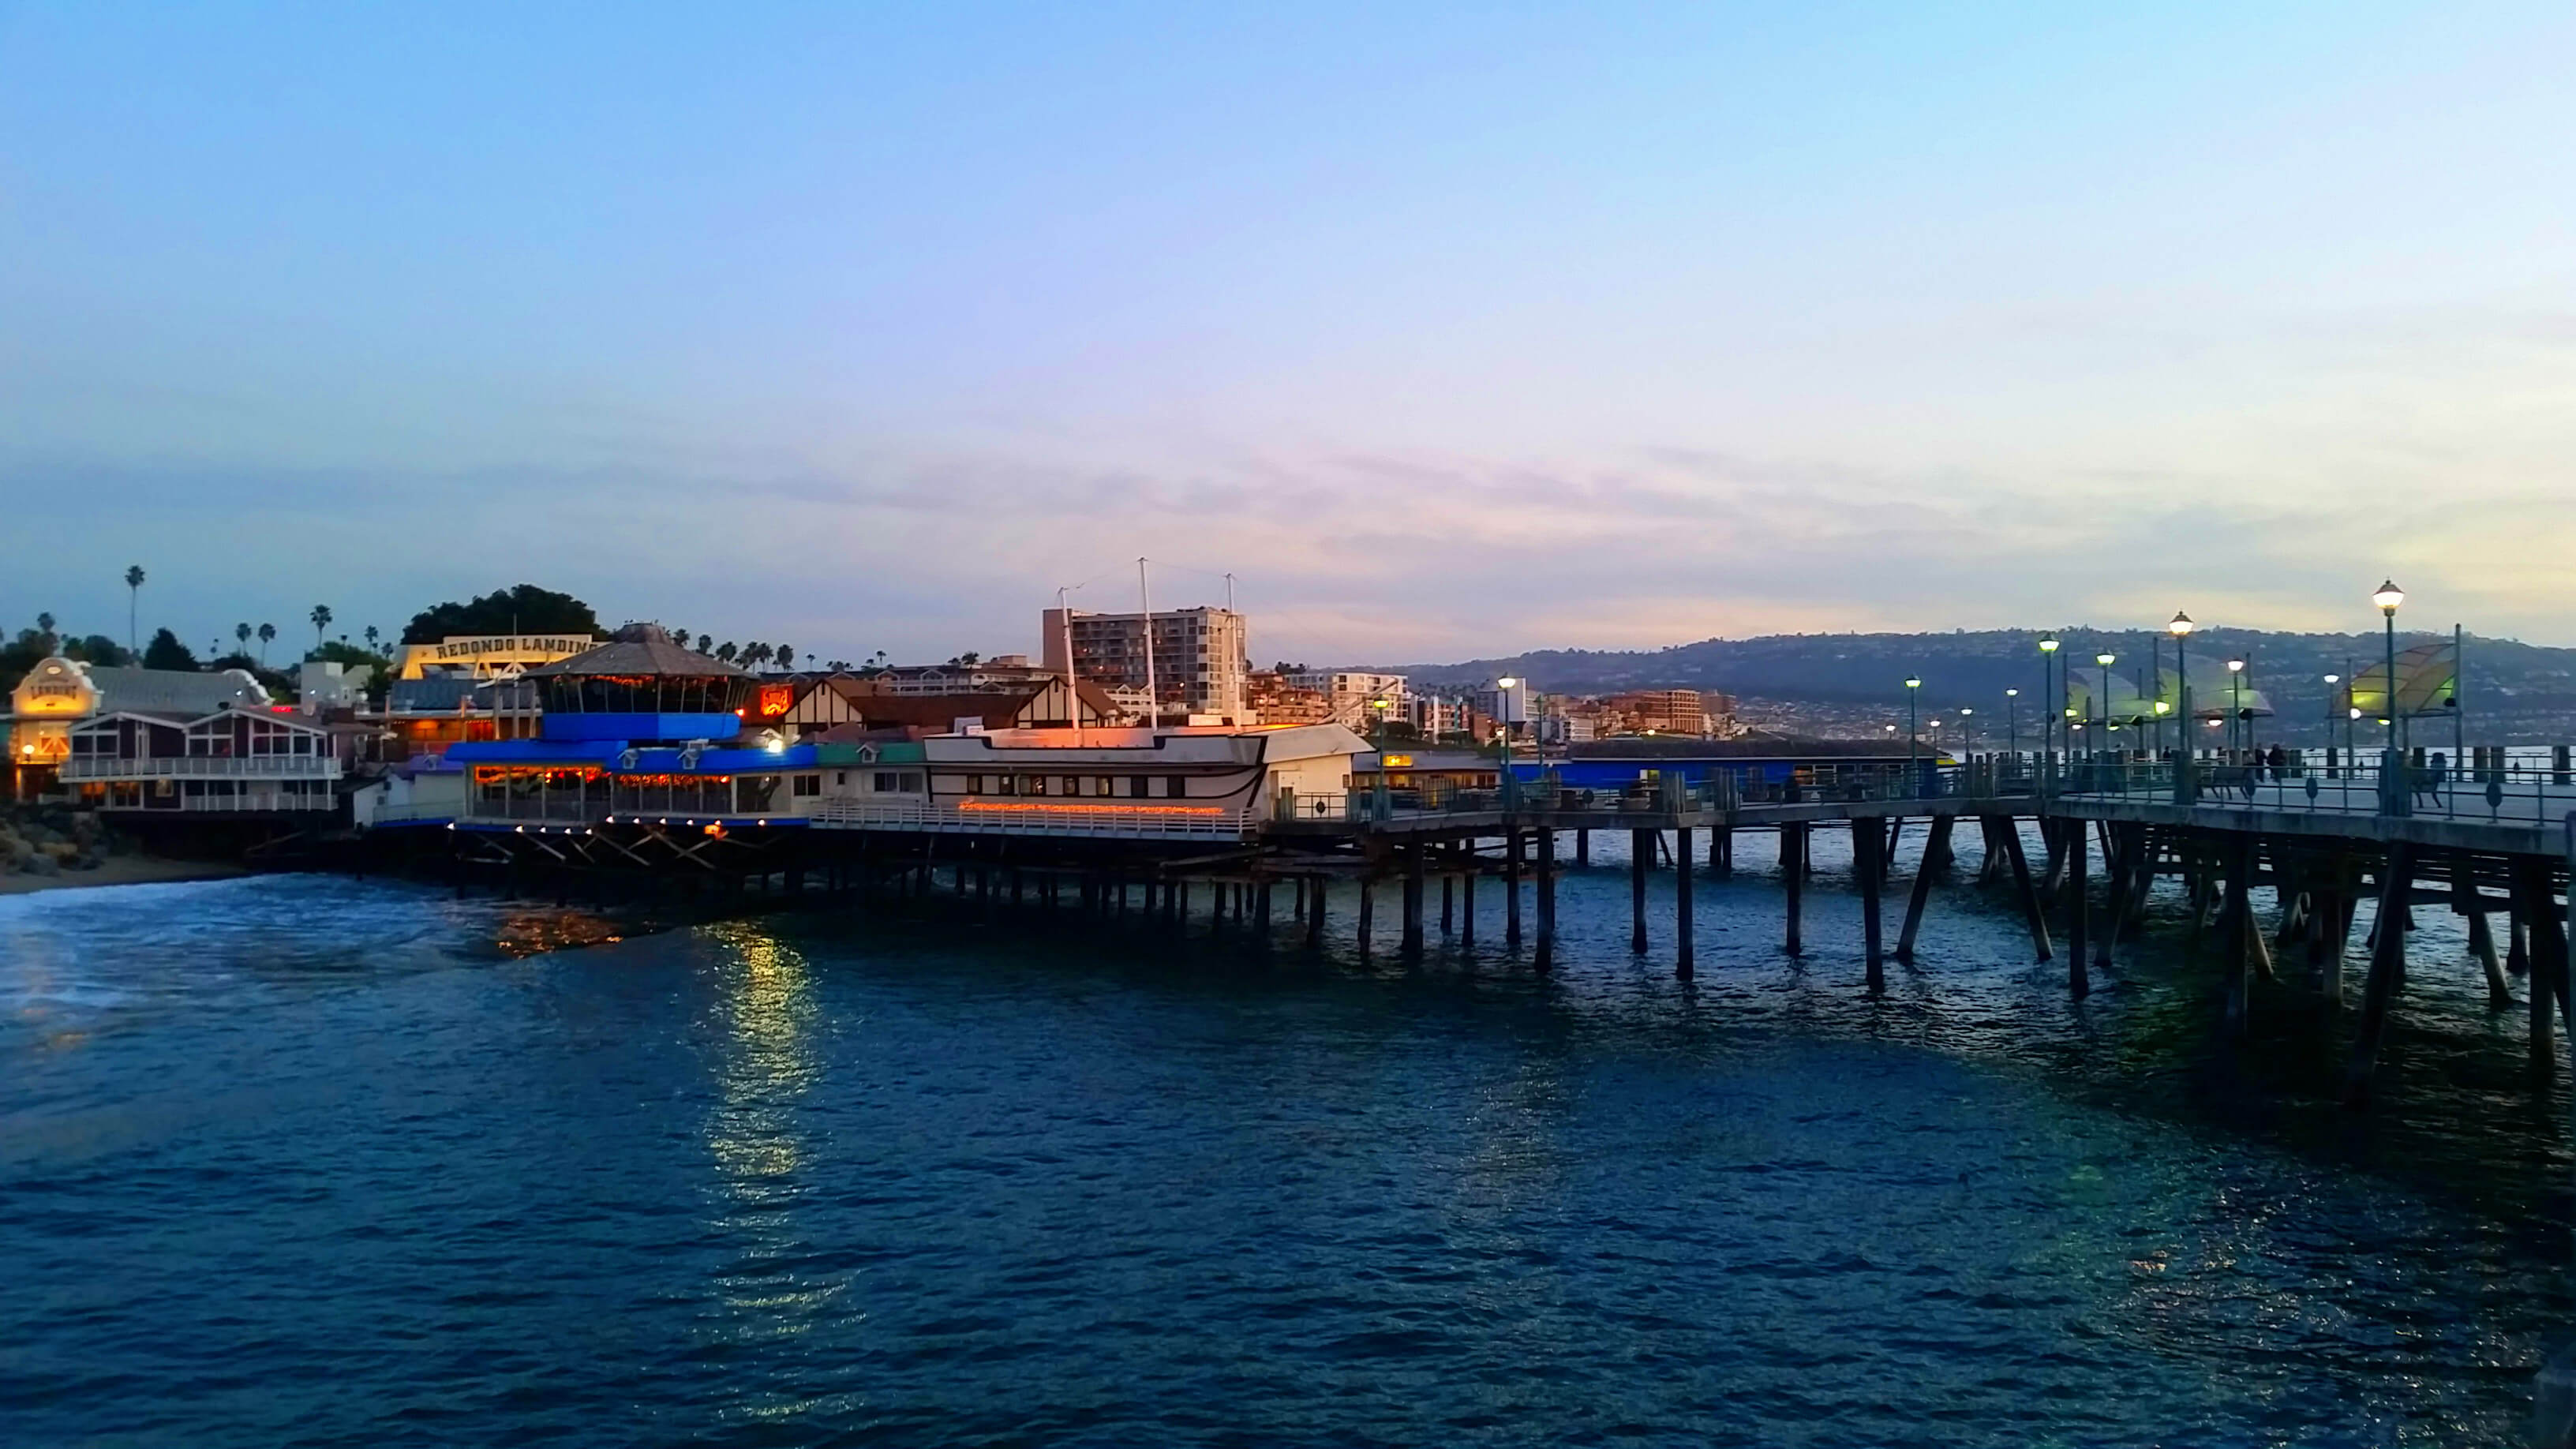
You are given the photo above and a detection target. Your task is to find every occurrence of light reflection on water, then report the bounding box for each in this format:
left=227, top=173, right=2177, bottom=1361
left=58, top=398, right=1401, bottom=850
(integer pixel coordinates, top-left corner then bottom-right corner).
left=0, top=852, right=2571, bottom=1445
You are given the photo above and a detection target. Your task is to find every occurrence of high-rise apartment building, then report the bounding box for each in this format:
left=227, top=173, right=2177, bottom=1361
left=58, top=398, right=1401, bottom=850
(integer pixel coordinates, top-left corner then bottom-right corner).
left=1043, top=606, right=1250, bottom=722
left=1286, top=671, right=1407, bottom=731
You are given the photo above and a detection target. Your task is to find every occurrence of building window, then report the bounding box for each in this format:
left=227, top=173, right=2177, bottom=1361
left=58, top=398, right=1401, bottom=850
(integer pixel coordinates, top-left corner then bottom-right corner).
left=965, top=774, right=985, bottom=794
left=873, top=771, right=897, bottom=793
left=1125, top=776, right=1148, bottom=798
left=792, top=774, right=821, bottom=797
left=900, top=772, right=924, bottom=793
left=1061, top=775, right=1079, bottom=797
left=1024, top=774, right=1047, bottom=796
left=1164, top=776, right=1187, bottom=798
left=997, top=773, right=1018, bottom=795
left=1091, top=777, right=1113, bottom=797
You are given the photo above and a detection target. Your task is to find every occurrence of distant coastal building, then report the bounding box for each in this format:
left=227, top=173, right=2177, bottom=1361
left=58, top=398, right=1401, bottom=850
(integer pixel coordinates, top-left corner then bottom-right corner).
left=7, top=656, right=271, bottom=799
left=62, top=700, right=351, bottom=814
left=1286, top=670, right=1407, bottom=731
left=1043, top=606, right=1250, bottom=724
left=1246, top=671, right=1334, bottom=725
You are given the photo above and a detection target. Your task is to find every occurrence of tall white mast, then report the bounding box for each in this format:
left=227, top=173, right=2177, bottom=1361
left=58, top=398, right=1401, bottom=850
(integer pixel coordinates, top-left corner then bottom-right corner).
left=1137, top=557, right=1159, bottom=730
left=1059, top=585, right=1082, bottom=745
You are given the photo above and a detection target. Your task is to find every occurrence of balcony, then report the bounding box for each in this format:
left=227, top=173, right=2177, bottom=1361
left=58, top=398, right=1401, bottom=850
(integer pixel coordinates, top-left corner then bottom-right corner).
left=62, top=754, right=342, bottom=782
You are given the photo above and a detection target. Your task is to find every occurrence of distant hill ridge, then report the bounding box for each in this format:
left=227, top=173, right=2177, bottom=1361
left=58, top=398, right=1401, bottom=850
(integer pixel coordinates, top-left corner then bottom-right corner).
left=1360, top=627, right=2576, bottom=714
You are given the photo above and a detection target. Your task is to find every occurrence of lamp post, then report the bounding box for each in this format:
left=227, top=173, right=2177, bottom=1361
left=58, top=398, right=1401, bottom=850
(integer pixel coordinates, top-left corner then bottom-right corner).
left=2322, top=673, right=2339, bottom=770
left=2374, top=580, right=2404, bottom=751
left=1929, top=718, right=1943, bottom=758
left=2037, top=636, right=2061, bottom=769
left=1495, top=676, right=1519, bottom=806
left=2167, top=611, right=2196, bottom=804
left=2373, top=580, right=2406, bottom=815
left=2093, top=653, right=2116, bottom=751
left=2226, top=658, right=2246, bottom=758
left=1959, top=706, right=1975, bottom=756
left=2154, top=698, right=2170, bottom=755
left=2005, top=687, right=2019, bottom=760
left=1905, top=676, right=1922, bottom=776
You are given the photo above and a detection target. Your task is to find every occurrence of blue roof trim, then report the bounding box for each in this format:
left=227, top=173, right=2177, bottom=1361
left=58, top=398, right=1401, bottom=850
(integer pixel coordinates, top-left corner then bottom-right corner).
left=443, top=739, right=819, bottom=773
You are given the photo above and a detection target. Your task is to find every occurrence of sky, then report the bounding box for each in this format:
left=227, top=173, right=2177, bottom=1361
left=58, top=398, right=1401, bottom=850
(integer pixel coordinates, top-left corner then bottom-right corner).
left=5, top=2, right=2573, bottom=666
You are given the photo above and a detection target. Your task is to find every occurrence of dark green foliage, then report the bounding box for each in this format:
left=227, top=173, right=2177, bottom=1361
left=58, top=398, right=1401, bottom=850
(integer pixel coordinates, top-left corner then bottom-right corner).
left=141, top=628, right=199, bottom=671
left=401, top=585, right=604, bottom=645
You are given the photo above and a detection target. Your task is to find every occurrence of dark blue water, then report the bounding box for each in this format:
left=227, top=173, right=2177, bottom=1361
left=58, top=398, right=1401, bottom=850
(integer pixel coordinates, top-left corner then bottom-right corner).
left=5, top=829, right=2570, bottom=1446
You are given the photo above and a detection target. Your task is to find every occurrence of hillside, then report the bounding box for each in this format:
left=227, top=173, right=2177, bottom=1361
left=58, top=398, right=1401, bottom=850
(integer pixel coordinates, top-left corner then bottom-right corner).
left=1364, top=627, right=2576, bottom=740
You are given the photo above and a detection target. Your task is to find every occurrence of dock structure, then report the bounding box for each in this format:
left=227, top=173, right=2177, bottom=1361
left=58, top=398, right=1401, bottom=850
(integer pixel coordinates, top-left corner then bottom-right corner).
left=347, top=627, right=2576, bottom=1110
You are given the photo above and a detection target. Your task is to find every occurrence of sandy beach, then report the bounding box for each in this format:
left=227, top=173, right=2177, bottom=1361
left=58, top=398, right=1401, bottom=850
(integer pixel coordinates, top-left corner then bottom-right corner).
left=0, top=856, right=253, bottom=897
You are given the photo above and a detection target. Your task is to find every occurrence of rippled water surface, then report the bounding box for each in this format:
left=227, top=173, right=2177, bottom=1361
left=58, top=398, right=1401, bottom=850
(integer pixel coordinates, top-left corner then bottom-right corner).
left=4, top=833, right=2573, bottom=1446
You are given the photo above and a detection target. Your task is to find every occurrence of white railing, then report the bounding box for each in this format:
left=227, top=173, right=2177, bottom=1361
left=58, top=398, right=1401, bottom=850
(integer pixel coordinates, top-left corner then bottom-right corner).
left=62, top=754, right=340, bottom=781
left=809, top=797, right=1254, bottom=841
left=102, top=793, right=338, bottom=814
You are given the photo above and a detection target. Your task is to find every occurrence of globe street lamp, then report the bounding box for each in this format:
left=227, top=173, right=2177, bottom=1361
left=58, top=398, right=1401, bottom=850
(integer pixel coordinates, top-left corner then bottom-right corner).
left=2166, top=611, right=2196, bottom=803
left=2005, top=687, right=2020, bottom=759
left=2154, top=698, right=2170, bottom=755
left=1929, top=718, right=1944, bottom=757
left=2373, top=580, right=2404, bottom=751
left=1958, top=706, right=1975, bottom=755
left=2038, top=635, right=2061, bottom=768
left=1905, top=676, right=1923, bottom=777
left=2226, top=658, right=2246, bottom=756
left=2093, top=653, right=2116, bottom=748
left=2323, top=674, right=2339, bottom=763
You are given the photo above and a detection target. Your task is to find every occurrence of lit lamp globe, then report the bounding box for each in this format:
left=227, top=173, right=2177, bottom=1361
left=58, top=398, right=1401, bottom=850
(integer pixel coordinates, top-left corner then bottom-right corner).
left=2167, top=612, right=2194, bottom=638
left=2373, top=580, right=2405, bottom=616
left=2227, top=659, right=2245, bottom=674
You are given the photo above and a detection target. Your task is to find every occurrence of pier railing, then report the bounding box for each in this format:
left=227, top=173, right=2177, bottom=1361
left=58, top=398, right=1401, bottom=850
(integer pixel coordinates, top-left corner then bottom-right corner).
left=2055, top=754, right=2576, bottom=829
left=811, top=798, right=1256, bottom=841
left=62, top=754, right=341, bottom=781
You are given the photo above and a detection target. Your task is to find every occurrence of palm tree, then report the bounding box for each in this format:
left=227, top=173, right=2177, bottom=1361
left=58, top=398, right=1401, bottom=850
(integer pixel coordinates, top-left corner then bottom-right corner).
left=695, top=634, right=713, bottom=653
left=123, top=566, right=145, bottom=653
left=309, top=605, right=332, bottom=654
left=776, top=645, right=796, bottom=670
left=363, top=625, right=380, bottom=655
left=36, top=612, right=56, bottom=650
left=715, top=642, right=739, bottom=664
left=741, top=642, right=768, bottom=670
left=236, top=623, right=253, bottom=657
left=256, top=623, right=276, bottom=666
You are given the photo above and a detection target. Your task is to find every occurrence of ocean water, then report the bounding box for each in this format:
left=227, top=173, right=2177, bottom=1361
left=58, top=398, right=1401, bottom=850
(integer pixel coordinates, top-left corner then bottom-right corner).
left=2, top=828, right=2570, bottom=1447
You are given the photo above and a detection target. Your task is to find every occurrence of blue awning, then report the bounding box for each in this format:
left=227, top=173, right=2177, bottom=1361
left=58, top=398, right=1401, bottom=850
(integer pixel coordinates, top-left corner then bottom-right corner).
left=444, top=739, right=819, bottom=773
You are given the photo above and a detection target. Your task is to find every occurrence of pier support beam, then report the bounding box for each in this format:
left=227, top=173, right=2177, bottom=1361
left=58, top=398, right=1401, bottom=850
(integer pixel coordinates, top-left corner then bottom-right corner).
left=1675, top=827, right=1694, bottom=979
left=1536, top=830, right=1556, bottom=970
left=2220, top=832, right=2253, bottom=1033
left=1505, top=830, right=1524, bottom=945
left=1575, top=829, right=1589, bottom=867
left=1402, top=851, right=1425, bottom=959
left=2454, top=852, right=2509, bottom=1009
left=2002, top=820, right=2052, bottom=964
left=1783, top=822, right=1806, bottom=957
left=1441, top=873, right=1454, bottom=935
left=1305, top=877, right=1325, bottom=949
left=2344, top=842, right=2416, bottom=1106
left=1895, top=814, right=1951, bottom=963
left=1859, top=819, right=1884, bottom=993
left=1357, top=878, right=1375, bottom=960
left=2066, top=818, right=2091, bottom=1000
left=1631, top=829, right=1651, bottom=954
left=1460, top=863, right=1476, bottom=948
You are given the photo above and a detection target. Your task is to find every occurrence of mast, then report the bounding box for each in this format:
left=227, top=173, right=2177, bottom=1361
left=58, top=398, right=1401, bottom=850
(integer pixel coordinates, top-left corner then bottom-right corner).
left=1060, top=586, right=1082, bottom=745
left=1138, top=558, right=1159, bottom=730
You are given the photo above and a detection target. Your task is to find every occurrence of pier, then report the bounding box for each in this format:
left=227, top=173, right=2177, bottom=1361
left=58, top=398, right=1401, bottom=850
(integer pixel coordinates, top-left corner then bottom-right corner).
left=363, top=743, right=2576, bottom=1111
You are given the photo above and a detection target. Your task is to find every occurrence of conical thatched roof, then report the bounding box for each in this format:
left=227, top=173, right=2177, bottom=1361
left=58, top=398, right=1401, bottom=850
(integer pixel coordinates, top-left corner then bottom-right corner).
left=522, top=623, right=747, bottom=678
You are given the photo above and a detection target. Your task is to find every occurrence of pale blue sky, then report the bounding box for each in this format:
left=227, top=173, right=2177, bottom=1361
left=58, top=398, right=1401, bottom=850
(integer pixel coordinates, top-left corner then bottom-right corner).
left=5, top=2, right=2572, bottom=664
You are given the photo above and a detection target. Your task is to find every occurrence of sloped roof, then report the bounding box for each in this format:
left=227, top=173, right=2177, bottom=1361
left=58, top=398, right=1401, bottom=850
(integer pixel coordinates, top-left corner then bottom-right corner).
left=84, top=665, right=270, bottom=716
left=523, top=624, right=746, bottom=679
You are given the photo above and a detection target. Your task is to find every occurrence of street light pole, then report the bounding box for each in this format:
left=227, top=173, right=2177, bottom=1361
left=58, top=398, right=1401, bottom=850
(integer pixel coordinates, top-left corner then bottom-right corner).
left=2038, top=636, right=2061, bottom=769
left=1495, top=676, right=1520, bottom=809
left=2005, top=687, right=2019, bottom=760
left=2167, top=612, right=2196, bottom=804
left=1905, top=676, right=1922, bottom=778
left=2094, top=652, right=2116, bottom=751
left=2373, top=581, right=2406, bottom=814
left=2226, top=658, right=2246, bottom=758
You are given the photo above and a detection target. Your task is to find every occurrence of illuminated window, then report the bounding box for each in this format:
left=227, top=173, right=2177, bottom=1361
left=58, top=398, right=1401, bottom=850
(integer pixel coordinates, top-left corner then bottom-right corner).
left=1091, top=777, right=1113, bottom=797
left=1024, top=774, right=1047, bottom=796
